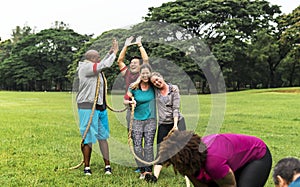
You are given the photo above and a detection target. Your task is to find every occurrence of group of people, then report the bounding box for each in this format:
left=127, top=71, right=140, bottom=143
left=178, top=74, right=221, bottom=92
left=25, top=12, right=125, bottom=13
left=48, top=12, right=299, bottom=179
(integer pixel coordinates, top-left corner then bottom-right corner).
left=76, top=36, right=186, bottom=179
left=120, top=36, right=187, bottom=181
left=75, top=37, right=300, bottom=187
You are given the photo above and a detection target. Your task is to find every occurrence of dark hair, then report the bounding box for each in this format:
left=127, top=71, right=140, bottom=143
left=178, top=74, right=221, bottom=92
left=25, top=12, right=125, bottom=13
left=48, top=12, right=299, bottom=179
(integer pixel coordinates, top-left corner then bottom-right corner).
left=129, top=56, right=142, bottom=64
left=140, top=63, right=152, bottom=73
left=158, top=130, right=207, bottom=177
left=273, top=157, right=300, bottom=185
left=129, top=63, right=153, bottom=90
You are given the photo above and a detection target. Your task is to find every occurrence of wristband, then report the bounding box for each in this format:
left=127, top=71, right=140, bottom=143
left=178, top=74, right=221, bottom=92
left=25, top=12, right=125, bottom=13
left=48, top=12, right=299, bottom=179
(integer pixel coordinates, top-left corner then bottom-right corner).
left=138, top=45, right=143, bottom=48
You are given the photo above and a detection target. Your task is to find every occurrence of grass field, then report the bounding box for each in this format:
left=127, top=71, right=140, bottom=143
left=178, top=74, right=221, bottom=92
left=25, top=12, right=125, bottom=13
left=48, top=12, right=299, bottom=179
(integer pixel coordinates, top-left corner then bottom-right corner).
left=0, top=88, right=299, bottom=186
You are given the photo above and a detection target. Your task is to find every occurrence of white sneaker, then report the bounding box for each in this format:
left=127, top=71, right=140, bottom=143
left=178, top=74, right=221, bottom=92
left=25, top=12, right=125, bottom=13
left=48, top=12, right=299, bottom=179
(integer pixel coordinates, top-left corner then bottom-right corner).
left=139, top=173, right=145, bottom=179
left=84, top=168, right=92, bottom=175
left=104, top=167, right=112, bottom=175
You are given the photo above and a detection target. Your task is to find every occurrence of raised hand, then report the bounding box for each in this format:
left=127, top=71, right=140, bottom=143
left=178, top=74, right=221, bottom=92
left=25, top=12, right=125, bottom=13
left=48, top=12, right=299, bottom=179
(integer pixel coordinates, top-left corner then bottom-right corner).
left=124, top=36, right=135, bottom=47
left=135, top=36, right=143, bottom=46
left=110, top=38, right=119, bottom=55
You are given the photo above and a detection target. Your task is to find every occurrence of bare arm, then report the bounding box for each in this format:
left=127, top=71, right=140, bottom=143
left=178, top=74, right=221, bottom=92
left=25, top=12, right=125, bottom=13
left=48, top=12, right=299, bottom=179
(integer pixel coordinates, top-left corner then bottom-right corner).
left=117, top=36, right=134, bottom=76
left=123, top=91, right=136, bottom=108
left=136, top=36, right=149, bottom=64
left=123, top=91, right=133, bottom=105
left=172, top=85, right=180, bottom=129
left=117, top=46, right=127, bottom=76
left=173, top=116, right=179, bottom=130
left=186, top=174, right=208, bottom=187
left=215, top=169, right=237, bottom=187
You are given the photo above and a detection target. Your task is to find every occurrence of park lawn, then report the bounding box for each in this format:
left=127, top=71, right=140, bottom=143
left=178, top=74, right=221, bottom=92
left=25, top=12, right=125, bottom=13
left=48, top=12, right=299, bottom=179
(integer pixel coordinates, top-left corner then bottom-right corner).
left=0, top=88, right=299, bottom=186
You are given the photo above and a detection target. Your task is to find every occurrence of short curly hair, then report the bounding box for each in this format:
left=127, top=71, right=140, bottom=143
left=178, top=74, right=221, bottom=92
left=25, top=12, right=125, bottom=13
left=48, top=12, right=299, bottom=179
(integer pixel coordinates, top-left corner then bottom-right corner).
left=273, top=157, right=300, bottom=185
left=158, top=130, right=207, bottom=177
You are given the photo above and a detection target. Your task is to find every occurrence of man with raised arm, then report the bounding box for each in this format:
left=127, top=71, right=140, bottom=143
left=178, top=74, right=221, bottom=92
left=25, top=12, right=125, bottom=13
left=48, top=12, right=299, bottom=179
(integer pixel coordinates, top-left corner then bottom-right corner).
left=76, top=39, right=118, bottom=175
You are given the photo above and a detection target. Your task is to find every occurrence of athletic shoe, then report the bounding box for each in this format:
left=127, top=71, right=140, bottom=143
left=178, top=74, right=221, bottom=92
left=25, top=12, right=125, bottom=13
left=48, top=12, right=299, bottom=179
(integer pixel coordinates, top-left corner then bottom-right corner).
left=139, top=173, right=145, bottom=179
left=104, top=167, right=112, bottom=175
left=145, top=173, right=157, bottom=183
left=134, top=167, right=141, bottom=173
left=84, top=168, right=92, bottom=175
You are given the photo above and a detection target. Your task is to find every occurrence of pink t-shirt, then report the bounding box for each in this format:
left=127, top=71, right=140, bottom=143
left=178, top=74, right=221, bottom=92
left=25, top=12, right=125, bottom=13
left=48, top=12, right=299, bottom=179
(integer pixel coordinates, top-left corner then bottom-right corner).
left=196, top=134, right=266, bottom=182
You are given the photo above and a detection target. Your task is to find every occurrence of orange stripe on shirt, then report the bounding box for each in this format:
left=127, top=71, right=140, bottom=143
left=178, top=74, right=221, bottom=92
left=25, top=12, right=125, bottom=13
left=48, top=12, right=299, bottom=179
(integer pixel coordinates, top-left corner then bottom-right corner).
left=120, top=66, right=127, bottom=72
left=93, top=63, right=98, bottom=74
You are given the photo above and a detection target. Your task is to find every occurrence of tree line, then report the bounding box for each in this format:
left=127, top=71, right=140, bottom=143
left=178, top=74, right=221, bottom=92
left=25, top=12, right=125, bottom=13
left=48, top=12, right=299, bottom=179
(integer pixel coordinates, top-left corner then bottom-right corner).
left=0, top=0, right=299, bottom=93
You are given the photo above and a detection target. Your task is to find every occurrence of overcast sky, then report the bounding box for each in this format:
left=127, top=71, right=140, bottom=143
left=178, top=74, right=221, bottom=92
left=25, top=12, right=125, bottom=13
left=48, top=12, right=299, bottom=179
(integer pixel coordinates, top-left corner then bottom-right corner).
left=0, top=0, right=298, bottom=41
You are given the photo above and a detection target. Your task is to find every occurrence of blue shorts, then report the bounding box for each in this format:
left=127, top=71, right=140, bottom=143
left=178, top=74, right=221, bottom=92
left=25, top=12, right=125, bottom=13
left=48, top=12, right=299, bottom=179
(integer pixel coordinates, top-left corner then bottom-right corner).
left=78, top=109, right=110, bottom=144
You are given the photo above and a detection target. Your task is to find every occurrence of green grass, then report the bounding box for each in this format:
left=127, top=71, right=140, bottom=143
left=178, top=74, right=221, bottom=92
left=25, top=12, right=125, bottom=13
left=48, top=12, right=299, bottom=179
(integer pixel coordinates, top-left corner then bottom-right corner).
left=0, top=88, right=299, bottom=186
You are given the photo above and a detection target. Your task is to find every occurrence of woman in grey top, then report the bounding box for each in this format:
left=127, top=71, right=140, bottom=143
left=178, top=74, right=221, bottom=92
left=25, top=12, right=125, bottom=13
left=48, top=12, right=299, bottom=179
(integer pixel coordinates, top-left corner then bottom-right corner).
left=145, top=71, right=186, bottom=182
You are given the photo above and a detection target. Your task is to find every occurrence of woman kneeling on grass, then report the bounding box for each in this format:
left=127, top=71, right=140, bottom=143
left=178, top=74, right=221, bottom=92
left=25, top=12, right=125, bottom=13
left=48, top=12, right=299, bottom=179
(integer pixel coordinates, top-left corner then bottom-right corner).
left=158, top=130, right=272, bottom=187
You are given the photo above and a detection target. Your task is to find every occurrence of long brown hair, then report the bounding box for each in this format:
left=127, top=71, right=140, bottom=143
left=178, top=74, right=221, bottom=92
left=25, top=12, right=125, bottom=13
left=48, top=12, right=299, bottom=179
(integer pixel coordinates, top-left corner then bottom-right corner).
left=129, top=64, right=153, bottom=90
left=158, top=130, right=207, bottom=176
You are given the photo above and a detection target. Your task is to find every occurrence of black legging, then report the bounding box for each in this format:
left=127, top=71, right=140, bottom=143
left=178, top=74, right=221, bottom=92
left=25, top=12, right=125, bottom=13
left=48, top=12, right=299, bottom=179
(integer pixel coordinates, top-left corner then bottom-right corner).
left=234, top=146, right=272, bottom=187
left=207, top=146, right=272, bottom=187
left=155, top=117, right=186, bottom=164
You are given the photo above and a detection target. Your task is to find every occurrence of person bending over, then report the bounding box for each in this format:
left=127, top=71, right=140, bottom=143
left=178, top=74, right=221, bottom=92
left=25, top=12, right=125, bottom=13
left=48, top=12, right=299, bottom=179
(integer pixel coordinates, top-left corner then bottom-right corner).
left=158, top=130, right=272, bottom=187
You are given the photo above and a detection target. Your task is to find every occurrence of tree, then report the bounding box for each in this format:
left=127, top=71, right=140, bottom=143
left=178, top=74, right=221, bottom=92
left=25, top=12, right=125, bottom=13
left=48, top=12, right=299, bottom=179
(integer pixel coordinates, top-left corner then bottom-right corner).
left=145, top=0, right=281, bottom=90
left=1, top=24, right=90, bottom=91
left=277, top=6, right=300, bottom=86
left=0, top=26, right=33, bottom=89
left=11, top=25, right=33, bottom=43
left=124, top=21, right=212, bottom=93
left=248, top=30, right=281, bottom=88
left=0, top=40, right=14, bottom=89
left=0, top=39, right=13, bottom=63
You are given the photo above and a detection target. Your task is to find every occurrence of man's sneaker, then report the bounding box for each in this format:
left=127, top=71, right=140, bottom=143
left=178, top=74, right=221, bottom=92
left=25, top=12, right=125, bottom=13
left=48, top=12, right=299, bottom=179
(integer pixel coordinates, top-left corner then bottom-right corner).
left=84, top=168, right=92, bottom=175
left=104, top=167, right=112, bottom=175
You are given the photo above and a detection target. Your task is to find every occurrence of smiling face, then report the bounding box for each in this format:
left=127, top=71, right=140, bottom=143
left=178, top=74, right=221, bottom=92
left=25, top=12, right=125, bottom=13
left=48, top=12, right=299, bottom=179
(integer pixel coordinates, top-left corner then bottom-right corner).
left=150, top=75, right=164, bottom=88
left=140, top=67, right=151, bottom=83
left=129, top=58, right=141, bottom=74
